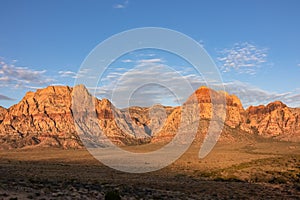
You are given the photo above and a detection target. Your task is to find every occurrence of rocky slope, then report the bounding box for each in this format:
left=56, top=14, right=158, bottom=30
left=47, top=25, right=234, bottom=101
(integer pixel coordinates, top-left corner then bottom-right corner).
left=152, top=86, right=251, bottom=143
left=72, top=84, right=151, bottom=148
left=0, top=85, right=151, bottom=149
left=0, top=86, right=78, bottom=149
left=0, top=85, right=299, bottom=149
left=152, top=86, right=300, bottom=143
left=246, top=101, right=300, bottom=141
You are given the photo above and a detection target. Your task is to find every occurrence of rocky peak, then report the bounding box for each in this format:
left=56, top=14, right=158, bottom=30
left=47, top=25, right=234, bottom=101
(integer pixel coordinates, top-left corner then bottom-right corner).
left=0, top=85, right=79, bottom=149
left=187, top=86, right=244, bottom=109
left=6, top=85, right=73, bottom=118
left=1, top=85, right=300, bottom=149
left=185, top=86, right=245, bottom=129
left=245, top=101, right=300, bottom=141
left=186, top=86, right=225, bottom=104
left=247, top=101, right=287, bottom=115
left=0, top=85, right=154, bottom=149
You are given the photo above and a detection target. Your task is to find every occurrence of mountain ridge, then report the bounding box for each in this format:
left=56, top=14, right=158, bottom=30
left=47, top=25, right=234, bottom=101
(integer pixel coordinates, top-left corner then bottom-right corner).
left=0, top=85, right=299, bottom=149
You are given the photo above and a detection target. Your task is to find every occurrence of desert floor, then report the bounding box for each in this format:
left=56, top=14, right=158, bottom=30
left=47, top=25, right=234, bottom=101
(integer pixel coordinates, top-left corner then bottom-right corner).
left=0, top=141, right=300, bottom=199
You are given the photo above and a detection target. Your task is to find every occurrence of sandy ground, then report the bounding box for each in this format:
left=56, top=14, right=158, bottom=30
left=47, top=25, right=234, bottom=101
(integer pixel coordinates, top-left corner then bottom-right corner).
left=0, top=141, right=300, bottom=199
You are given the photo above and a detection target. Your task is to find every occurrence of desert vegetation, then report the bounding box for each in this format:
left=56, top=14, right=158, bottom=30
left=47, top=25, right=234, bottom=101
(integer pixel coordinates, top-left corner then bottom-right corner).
left=0, top=141, right=299, bottom=199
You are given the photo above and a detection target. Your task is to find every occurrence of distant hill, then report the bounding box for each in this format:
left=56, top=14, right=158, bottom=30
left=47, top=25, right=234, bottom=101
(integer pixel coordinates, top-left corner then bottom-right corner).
left=0, top=85, right=299, bottom=149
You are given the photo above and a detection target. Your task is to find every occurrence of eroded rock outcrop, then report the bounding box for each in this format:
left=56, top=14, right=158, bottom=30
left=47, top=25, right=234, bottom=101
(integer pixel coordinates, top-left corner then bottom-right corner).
left=0, top=85, right=299, bottom=149
left=0, top=85, right=151, bottom=149
left=152, top=86, right=250, bottom=143
left=0, top=86, right=80, bottom=149
left=245, top=101, right=300, bottom=141
left=152, top=87, right=300, bottom=143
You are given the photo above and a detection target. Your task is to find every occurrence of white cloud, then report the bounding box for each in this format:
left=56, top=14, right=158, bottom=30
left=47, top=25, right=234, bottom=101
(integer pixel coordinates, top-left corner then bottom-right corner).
left=120, top=57, right=163, bottom=65
left=0, top=60, right=54, bottom=88
left=58, top=68, right=91, bottom=79
left=121, top=59, right=133, bottom=63
left=138, top=53, right=156, bottom=57
left=96, top=65, right=300, bottom=108
left=113, top=0, right=129, bottom=9
left=222, top=81, right=300, bottom=108
left=137, top=58, right=164, bottom=65
left=95, top=55, right=300, bottom=108
left=0, top=94, right=14, bottom=101
left=113, top=4, right=125, bottom=9
left=77, top=53, right=300, bottom=108
left=95, top=61, right=206, bottom=108
left=58, top=70, right=77, bottom=78
left=218, top=42, right=268, bottom=74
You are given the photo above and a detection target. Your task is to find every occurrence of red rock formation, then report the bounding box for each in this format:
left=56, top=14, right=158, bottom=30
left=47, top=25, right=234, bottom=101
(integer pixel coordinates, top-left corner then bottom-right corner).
left=245, top=101, right=300, bottom=141
left=152, top=86, right=249, bottom=143
left=153, top=87, right=300, bottom=143
left=0, top=85, right=150, bottom=149
left=0, top=85, right=299, bottom=149
left=0, top=86, right=80, bottom=149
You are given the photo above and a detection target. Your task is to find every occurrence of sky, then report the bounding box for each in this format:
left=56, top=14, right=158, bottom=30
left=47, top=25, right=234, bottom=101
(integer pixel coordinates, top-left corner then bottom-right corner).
left=0, top=0, right=300, bottom=108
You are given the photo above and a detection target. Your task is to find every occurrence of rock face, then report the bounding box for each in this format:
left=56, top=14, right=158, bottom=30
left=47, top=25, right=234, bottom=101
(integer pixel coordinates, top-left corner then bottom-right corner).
left=152, top=87, right=300, bottom=143
left=152, top=86, right=251, bottom=143
left=72, top=85, right=151, bottom=147
left=0, top=86, right=79, bottom=149
left=0, top=85, right=299, bottom=149
left=0, top=106, right=7, bottom=123
left=0, top=85, right=150, bottom=149
left=246, top=101, right=300, bottom=141
left=187, top=86, right=246, bottom=129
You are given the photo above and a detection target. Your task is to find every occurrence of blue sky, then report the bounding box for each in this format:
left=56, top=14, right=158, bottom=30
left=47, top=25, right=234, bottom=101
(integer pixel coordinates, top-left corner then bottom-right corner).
left=0, top=0, right=300, bottom=108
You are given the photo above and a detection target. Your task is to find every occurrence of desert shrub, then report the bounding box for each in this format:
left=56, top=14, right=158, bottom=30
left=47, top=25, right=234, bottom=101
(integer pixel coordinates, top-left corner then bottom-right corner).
left=213, top=175, right=243, bottom=182
left=198, top=171, right=214, bottom=178
left=250, top=126, right=259, bottom=135
left=268, top=176, right=288, bottom=184
left=250, top=173, right=270, bottom=183
left=294, top=183, right=300, bottom=191
left=105, top=190, right=121, bottom=200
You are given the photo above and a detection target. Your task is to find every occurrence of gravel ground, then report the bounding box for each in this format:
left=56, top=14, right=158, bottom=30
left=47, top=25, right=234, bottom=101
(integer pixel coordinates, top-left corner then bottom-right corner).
left=0, top=143, right=299, bottom=199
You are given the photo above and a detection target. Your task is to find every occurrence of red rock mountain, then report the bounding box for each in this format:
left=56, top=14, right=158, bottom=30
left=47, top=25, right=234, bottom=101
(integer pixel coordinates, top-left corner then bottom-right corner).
left=0, top=85, right=299, bottom=149
left=246, top=101, right=300, bottom=141
left=0, top=85, right=150, bottom=149
left=152, top=86, right=250, bottom=143
left=153, top=87, right=300, bottom=143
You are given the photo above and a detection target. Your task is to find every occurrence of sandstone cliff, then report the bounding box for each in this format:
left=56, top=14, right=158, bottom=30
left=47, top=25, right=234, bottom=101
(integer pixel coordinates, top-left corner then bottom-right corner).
left=245, top=101, right=300, bottom=141
left=152, top=86, right=251, bottom=143
left=0, top=85, right=150, bottom=149
left=0, top=86, right=79, bottom=149
left=0, top=85, right=299, bottom=149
